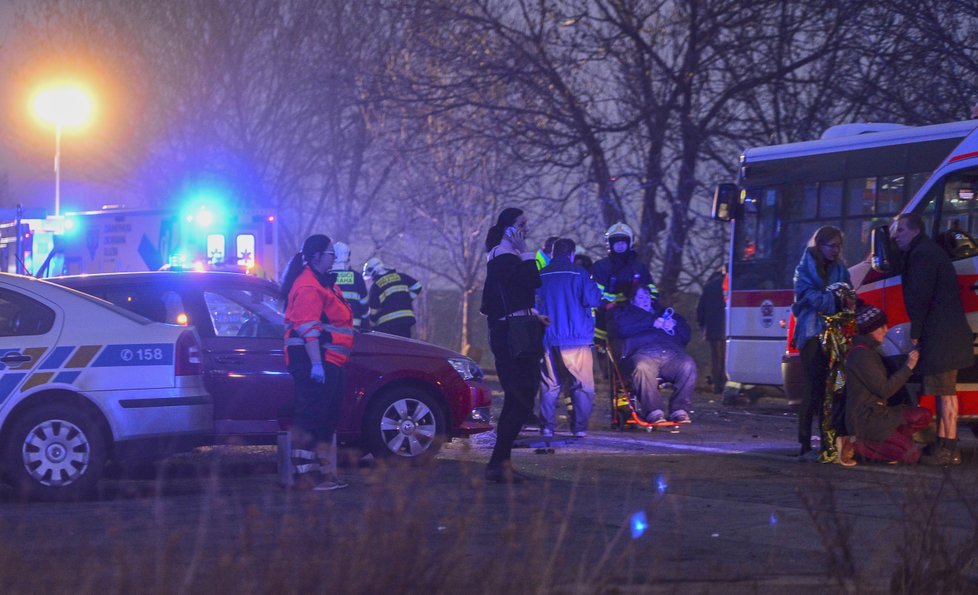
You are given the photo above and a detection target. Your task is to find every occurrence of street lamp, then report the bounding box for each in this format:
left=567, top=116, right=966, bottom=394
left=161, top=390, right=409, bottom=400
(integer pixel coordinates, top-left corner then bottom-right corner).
left=30, top=83, right=95, bottom=218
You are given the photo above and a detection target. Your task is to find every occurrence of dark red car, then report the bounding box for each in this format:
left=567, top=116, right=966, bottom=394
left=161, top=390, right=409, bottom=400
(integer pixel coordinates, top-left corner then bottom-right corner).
left=52, top=271, right=493, bottom=459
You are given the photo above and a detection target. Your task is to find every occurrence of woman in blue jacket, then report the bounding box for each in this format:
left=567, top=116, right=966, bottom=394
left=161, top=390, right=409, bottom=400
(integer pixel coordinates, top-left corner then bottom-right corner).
left=792, top=226, right=851, bottom=459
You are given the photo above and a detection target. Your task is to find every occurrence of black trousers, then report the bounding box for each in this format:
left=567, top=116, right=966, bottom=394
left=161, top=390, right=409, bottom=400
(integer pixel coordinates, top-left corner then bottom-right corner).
left=376, top=320, right=414, bottom=338
left=798, top=338, right=828, bottom=448
left=287, top=346, right=344, bottom=446
left=707, top=339, right=725, bottom=393
left=488, top=321, right=540, bottom=467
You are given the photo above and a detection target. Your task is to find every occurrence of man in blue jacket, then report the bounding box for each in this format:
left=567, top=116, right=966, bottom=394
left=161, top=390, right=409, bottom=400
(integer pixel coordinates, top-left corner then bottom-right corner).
left=609, top=285, right=696, bottom=424
left=537, top=238, right=602, bottom=437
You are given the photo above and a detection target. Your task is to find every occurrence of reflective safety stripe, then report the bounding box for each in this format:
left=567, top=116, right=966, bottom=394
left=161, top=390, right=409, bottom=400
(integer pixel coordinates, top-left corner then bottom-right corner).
left=594, top=328, right=608, bottom=340
left=380, top=285, right=410, bottom=301
left=341, top=291, right=361, bottom=301
left=322, top=324, right=354, bottom=336
left=294, top=463, right=320, bottom=473
left=292, top=320, right=321, bottom=339
left=378, top=310, right=414, bottom=325
left=285, top=337, right=305, bottom=347
left=325, top=344, right=352, bottom=356
left=292, top=449, right=317, bottom=459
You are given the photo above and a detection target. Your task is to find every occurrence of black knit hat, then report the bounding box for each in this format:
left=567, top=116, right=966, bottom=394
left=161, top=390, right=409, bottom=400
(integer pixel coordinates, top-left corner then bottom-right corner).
left=855, top=302, right=887, bottom=335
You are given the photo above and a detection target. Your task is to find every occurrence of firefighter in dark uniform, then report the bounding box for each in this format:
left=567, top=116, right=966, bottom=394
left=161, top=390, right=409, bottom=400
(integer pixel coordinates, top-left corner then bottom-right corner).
left=282, top=234, right=355, bottom=491
left=330, top=242, right=369, bottom=330
left=591, top=222, right=658, bottom=347
left=363, top=257, right=422, bottom=337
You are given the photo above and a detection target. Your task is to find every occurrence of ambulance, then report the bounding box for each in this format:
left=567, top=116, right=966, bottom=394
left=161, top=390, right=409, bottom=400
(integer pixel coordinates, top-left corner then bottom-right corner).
left=0, top=203, right=278, bottom=279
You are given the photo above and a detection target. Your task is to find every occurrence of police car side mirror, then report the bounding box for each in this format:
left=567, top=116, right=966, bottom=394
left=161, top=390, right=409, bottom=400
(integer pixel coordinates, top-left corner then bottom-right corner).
left=711, top=183, right=739, bottom=222
left=870, top=226, right=892, bottom=273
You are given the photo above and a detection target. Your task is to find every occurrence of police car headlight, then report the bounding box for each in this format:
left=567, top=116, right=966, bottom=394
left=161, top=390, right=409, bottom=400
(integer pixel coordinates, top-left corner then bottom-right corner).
left=448, top=357, right=484, bottom=381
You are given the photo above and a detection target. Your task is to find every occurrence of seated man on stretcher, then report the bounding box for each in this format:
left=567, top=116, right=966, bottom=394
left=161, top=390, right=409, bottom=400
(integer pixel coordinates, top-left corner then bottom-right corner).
left=608, top=285, right=697, bottom=424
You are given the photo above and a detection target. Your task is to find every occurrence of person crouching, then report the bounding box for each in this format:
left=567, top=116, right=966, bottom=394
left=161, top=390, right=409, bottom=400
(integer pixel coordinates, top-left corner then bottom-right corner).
left=843, top=302, right=940, bottom=465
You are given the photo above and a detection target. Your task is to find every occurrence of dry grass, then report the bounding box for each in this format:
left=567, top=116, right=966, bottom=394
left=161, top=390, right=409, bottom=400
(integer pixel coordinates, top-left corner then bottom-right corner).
left=0, top=444, right=976, bottom=594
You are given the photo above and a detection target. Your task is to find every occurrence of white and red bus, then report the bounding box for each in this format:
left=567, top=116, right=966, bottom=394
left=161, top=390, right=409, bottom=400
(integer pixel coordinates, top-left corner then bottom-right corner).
left=713, top=119, right=978, bottom=421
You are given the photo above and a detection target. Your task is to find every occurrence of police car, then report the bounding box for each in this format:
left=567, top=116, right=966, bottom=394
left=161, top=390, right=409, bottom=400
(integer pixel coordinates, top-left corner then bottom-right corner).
left=0, top=273, right=212, bottom=500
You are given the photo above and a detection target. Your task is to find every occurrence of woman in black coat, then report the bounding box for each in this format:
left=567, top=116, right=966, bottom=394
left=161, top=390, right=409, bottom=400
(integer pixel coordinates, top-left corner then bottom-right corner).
left=480, top=208, right=542, bottom=483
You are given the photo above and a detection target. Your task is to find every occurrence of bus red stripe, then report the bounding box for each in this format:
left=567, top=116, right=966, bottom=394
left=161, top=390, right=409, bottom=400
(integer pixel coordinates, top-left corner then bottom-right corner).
left=730, top=290, right=794, bottom=308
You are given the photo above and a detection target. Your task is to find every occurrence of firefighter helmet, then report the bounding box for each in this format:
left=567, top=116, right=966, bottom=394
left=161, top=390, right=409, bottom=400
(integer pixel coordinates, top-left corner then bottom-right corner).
left=333, top=242, right=351, bottom=264
left=605, top=222, right=635, bottom=248
left=363, top=257, right=386, bottom=279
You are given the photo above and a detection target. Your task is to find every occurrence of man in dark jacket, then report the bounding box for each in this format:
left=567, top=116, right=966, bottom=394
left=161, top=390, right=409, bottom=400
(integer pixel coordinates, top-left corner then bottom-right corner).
left=536, top=238, right=602, bottom=437
left=696, top=266, right=726, bottom=395
left=892, top=213, right=974, bottom=465
left=609, top=285, right=696, bottom=424
left=845, top=302, right=938, bottom=465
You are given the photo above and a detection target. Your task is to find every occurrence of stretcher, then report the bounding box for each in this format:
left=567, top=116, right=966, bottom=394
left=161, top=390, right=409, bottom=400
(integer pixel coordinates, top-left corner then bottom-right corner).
left=603, top=345, right=681, bottom=432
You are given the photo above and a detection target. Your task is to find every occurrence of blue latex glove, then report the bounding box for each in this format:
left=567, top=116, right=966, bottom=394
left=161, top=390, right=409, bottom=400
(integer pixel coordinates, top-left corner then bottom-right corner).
left=310, top=362, right=326, bottom=384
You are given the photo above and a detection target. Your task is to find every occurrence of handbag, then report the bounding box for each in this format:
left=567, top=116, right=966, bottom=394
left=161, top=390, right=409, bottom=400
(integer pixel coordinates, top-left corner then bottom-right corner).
left=505, top=314, right=545, bottom=359
left=497, top=275, right=544, bottom=359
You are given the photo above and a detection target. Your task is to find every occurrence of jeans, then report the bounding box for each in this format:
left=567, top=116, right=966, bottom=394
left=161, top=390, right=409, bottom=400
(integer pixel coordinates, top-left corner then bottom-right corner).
left=625, top=345, right=697, bottom=415
left=540, top=345, right=595, bottom=433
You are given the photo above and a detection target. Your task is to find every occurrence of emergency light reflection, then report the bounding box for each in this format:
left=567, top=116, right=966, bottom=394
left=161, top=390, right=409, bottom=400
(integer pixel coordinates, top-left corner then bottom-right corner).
left=630, top=511, right=648, bottom=539
left=654, top=474, right=668, bottom=495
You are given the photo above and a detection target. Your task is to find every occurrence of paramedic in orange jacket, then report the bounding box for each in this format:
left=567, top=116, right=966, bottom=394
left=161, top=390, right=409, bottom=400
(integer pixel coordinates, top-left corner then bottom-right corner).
left=281, top=234, right=355, bottom=491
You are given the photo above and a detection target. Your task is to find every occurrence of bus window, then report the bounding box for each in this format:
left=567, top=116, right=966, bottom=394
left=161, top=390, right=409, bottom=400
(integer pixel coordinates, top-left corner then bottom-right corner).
left=908, top=172, right=930, bottom=201
left=782, top=183, right=818, bottom=220
left=878, top=175, right=905, bottom=215
left=846, top=177, right=875, bottom=216
left=819, top=181, right=843, bottom=218
left=938, top=167, right=978, bottom=239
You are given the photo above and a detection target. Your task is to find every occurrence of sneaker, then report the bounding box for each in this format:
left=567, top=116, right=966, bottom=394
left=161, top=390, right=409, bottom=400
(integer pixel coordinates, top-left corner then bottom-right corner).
left=645, top=409, right=666, bottom=423
left=541, top=428, right=554, bottom=438
left=573, top=431, right=588, bottom=438
left=670, top=410, right=692, bottom=424
left=836, top=436, right=857, bottom=468
left=313, top=477, right=349, bottom=491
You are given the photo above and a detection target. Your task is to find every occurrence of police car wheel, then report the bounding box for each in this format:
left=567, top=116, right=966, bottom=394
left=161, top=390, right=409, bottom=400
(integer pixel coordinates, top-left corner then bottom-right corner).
left=365, top=388, right=446, bottom=460
left=4, top=404, right=107, bottom=501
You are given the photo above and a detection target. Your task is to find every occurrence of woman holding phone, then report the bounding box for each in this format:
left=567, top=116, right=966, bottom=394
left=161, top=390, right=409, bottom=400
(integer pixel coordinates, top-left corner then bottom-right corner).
left=480, top=208, right=543, bottom=483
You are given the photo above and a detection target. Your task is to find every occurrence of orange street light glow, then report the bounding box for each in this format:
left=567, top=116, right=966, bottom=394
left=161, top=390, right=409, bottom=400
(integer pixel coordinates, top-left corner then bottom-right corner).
left=31, top=83, right=95, bottom=131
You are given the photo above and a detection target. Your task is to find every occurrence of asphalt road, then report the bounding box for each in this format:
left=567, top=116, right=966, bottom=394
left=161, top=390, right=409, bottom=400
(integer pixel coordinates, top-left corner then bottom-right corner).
left=1, top=391, right=976, bottom=594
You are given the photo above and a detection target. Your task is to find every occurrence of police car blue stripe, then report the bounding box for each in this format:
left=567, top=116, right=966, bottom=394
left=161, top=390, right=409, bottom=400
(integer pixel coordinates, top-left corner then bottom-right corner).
left=92, top=344, right=174, bottom=367
left=0, top=373, right=27, bottom=405
left=54, top=371, right=82, bottom=384
left=39, top=345, right=75, bottom=370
